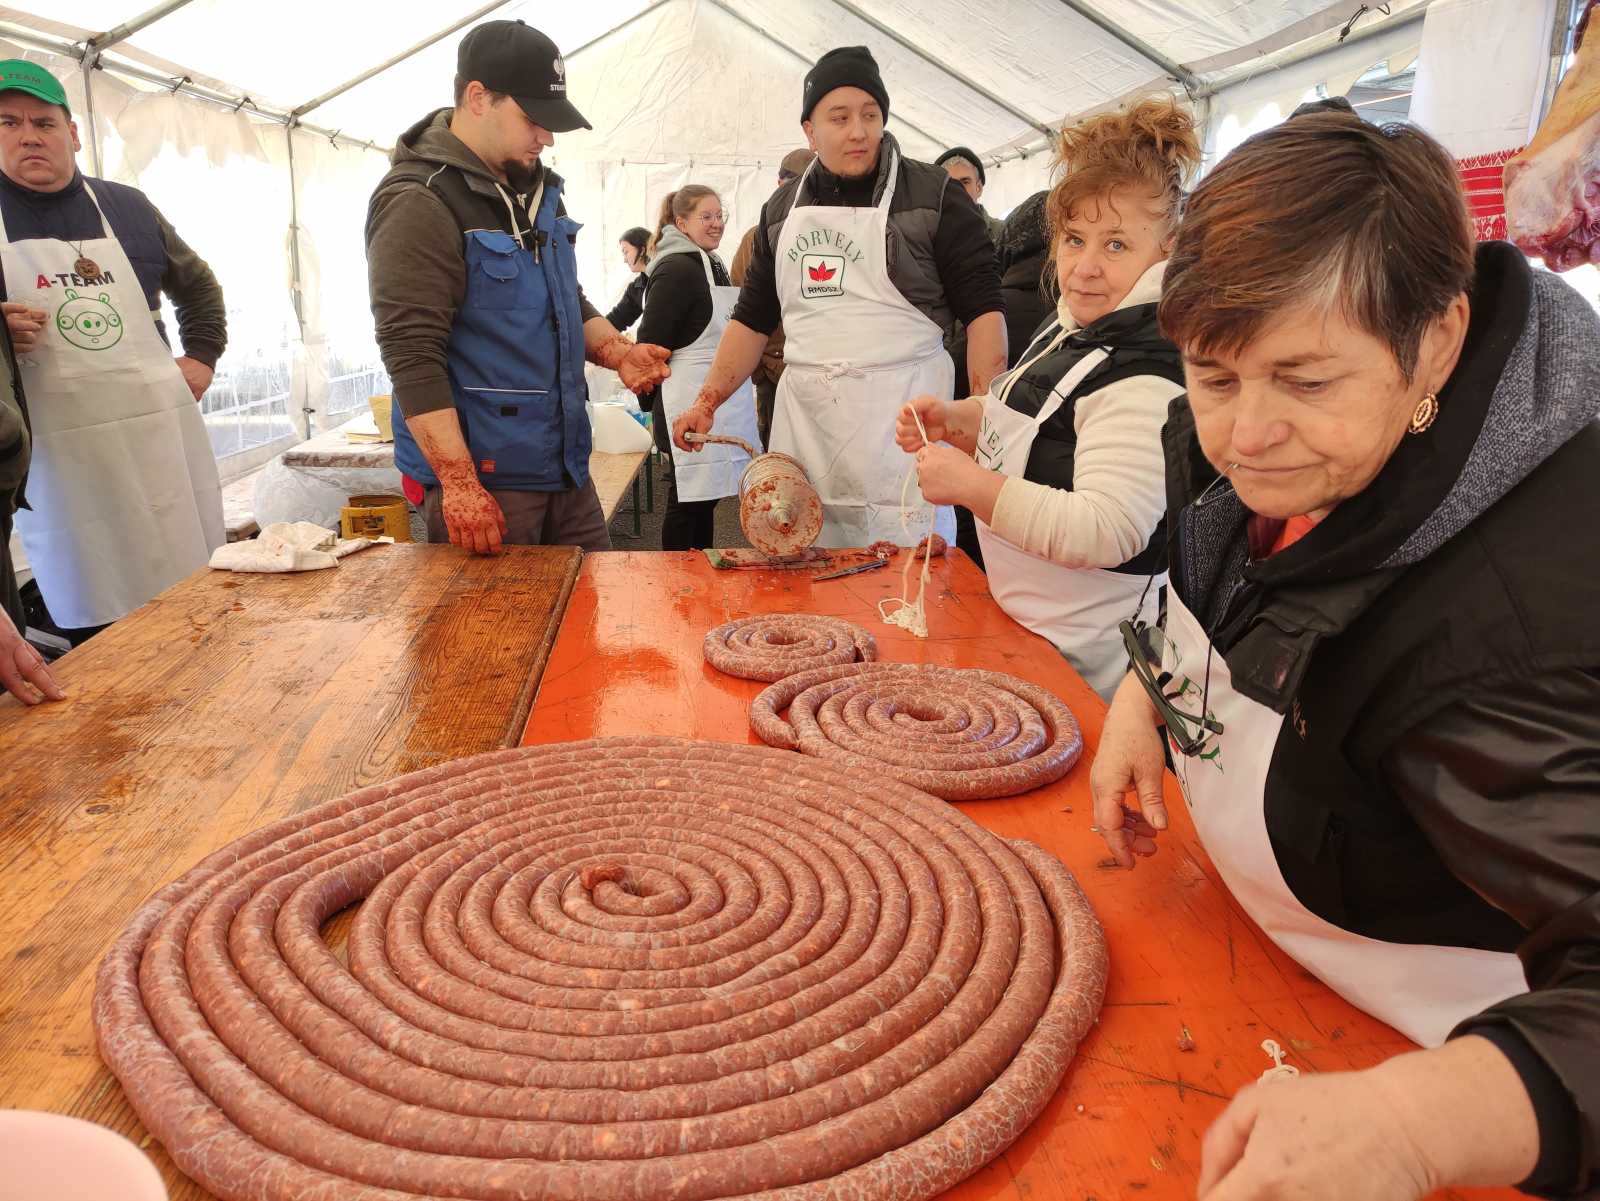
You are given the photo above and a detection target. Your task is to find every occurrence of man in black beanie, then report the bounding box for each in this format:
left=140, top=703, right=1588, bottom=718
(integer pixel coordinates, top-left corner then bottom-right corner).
left=671, top=45, right=1005, bottom=550
left=936, top=146, right=1005, bottom=245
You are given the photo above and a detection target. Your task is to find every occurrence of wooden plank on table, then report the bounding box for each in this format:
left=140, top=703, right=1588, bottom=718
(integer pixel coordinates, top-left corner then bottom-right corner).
left=524, top=551, right=1526, bottom=1201
left=0, top=543, right=581, bottom=1201
left=591, top=449, right=648, bottom=522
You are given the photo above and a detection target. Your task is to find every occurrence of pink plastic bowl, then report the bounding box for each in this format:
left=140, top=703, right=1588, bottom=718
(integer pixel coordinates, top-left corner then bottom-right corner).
left=0, top=1110, right=167, bottom=1201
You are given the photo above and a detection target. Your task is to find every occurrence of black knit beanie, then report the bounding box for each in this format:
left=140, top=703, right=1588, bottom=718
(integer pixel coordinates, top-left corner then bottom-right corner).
left=802, top=46, right=890, bottom=123
left=935, top=146, right=985, bottom=186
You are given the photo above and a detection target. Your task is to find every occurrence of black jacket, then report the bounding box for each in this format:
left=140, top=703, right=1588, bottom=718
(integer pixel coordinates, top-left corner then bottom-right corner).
left=996, top=191, right=1053, bottom=367
left=606, top=272, right=647, bottom=331
left=1164, top=244, right=1600, bottom=1197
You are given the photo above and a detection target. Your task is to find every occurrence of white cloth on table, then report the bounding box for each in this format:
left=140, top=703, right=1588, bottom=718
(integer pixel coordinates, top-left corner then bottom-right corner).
left=208, top=522, right=377, bottom=573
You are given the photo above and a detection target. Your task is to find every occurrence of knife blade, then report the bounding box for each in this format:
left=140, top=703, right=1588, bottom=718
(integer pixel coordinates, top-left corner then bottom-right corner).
left=812, top=559, right=891, bottom=582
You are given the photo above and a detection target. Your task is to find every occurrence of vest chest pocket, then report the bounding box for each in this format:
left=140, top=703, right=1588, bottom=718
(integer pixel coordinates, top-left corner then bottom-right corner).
left=465, top=230, right=534, bottom=311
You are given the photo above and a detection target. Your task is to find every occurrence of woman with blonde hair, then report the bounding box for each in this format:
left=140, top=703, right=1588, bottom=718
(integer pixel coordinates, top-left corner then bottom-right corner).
left=896, top=97, right=1201, bottom=697
left=639, top=186, right=759, bottom=550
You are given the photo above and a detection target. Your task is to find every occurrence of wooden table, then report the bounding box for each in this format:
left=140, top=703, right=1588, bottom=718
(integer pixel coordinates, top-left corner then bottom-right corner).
left=525, top=551, right=1524, bottom=1201
left=280, top=417, right=650, bottom=525
left=0, top=543, right=582, bottom=1200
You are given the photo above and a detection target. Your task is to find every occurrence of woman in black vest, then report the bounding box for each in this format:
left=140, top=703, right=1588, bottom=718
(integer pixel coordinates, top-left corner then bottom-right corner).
left=896, top=98, right=1200, bottom=698
left=1092, top=114, right=1600, bottom=1199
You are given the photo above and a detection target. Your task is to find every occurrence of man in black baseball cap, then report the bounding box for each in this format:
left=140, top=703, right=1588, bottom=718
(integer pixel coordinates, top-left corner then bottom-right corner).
left=366, top=21, right=670, bottom=556
left=457, top=19, right=591, bottom=135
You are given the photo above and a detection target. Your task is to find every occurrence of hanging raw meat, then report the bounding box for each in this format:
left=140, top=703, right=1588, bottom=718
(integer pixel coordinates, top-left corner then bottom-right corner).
left=1505, top=0, right=1600, bottom=270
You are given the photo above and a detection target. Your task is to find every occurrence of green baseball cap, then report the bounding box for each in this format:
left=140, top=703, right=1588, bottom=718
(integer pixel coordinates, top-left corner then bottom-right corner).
left=0, top=59, right=69, bottom=112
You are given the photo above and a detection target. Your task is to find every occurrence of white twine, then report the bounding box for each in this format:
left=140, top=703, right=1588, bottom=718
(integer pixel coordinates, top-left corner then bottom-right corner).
left=880, top=406, right=935, bottom=638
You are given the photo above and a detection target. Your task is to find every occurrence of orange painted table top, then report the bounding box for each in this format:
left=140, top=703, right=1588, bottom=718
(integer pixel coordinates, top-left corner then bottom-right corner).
left=524, top=550, right=1524, bottom=1201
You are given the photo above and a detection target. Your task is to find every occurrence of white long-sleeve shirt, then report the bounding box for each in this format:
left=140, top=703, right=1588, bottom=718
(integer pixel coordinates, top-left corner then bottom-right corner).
left=984, top=261, right=1182, bottom=569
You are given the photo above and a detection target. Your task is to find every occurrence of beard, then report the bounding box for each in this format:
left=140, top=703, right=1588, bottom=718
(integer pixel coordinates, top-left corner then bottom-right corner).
left=502, top=158, right=543, bottom=195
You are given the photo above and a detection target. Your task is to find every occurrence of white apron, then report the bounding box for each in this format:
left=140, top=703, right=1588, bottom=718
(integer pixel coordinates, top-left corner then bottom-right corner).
left=1163, top=591, right=1528, bottom=1047
left=771, top=147, right=956, bottom=548
left=973, top=322, right=1161, bottom=700
left=662, top=250, right=758, bottom=503
left=4, top=181, right=223, bottom=628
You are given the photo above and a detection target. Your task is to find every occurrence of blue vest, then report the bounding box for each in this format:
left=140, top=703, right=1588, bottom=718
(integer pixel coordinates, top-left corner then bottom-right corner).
left=393, top=173, right=591, bottom=491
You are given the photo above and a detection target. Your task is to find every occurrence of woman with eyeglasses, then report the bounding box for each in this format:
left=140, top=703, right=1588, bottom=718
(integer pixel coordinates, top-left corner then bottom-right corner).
left=1091, top=113, right=1600, bottom=1201
left=639, top=187, right=759, bottom=551
left=894, top=98, right=1199, bottom=698
left=604, top=226, right=651, bottom=332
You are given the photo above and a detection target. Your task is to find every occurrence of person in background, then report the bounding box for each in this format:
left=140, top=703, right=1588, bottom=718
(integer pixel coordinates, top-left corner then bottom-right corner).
left=605, top=226, right=650, bottom=331
left=898, top=98, right=1199, bottom=698
left=1092, top=113, right=1600, bottom=1201
left=0, top=59, right=225, bottom=646
left=936, top=145, right=1006, bottom=244
left=367, top=20, right=670, bottom=555
left=0, top=312, right=60, bottom=706
left=639, top=186, right=759, bottom=551
left=730, top=148, right=815, bottom=448
left=673, top=46, right=1004, bottom=549
left=996, top=190, right=1053, bottom=365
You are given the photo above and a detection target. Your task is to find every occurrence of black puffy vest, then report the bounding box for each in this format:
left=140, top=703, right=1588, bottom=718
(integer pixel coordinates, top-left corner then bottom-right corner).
left=1001, top=302, right=1184, bottom=576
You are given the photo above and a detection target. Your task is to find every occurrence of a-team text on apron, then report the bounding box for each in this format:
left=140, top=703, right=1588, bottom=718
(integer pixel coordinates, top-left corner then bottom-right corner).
left=1, top=180, right=223, bottom=628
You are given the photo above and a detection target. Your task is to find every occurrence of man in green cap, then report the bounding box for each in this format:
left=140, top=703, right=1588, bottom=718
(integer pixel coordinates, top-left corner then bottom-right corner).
left=0, top=59, right=225, bottom=643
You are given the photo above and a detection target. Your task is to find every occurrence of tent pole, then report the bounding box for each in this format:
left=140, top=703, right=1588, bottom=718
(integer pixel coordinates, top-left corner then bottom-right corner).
left=291, top=0, right=518, bottom=120
left=818, top=0, right=1056, bottom=137
left=80, top=57, right=104, bottom=175
left=1053, top=0, right=1201, bottom=93
left=562, top=0, right=679, bottom=61
left=0, top=23, right=386, bottom=153
left=83, top=0, right=201, bottom=54
left=699, top=0, right=955, bottom=150
left=285, top=125, right=313, bottom=440
left=1193, top=2, right=1432, bottom=100
left=1538, top=0, right=1580, bottom=124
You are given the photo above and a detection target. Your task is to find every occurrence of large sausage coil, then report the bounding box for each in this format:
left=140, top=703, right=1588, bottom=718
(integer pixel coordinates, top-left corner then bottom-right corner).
left=93, top=738, right=1105, bottom=1201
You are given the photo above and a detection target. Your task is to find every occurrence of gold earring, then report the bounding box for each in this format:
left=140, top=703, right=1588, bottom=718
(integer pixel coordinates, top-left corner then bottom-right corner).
left=1408, top=392, right=1440, bottom=435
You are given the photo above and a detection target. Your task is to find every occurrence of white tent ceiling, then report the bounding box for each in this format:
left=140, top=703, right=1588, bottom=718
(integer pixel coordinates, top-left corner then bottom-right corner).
left=0, top=0, right=1479, bottom=472
left=1, top=0, right=1437, bottom=160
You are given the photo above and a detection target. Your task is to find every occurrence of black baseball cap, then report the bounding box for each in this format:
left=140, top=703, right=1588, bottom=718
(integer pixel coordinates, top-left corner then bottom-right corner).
left=458, top=20, right=591, bottom=133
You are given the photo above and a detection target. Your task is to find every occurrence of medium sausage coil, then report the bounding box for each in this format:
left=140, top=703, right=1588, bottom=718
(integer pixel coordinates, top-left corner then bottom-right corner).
left=703, top=614, right=877, bottom=682
left=750, top=663, right=1083, bottom=800
left=93, top=737, right=1106, bottom=1201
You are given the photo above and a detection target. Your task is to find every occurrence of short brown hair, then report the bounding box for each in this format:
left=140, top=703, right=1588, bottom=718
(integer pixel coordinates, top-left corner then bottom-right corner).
left=1046, top=96, right=1201, bottom=245
left=1160, top=114, right=1475, bottom=380
left=452, top=74, right=508, bottom=107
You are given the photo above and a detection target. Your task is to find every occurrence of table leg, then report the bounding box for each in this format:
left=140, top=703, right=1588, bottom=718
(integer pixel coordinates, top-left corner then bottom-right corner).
left=631, top=471, right=642, bottom=537
left=646, top=449, right=656, bottom=514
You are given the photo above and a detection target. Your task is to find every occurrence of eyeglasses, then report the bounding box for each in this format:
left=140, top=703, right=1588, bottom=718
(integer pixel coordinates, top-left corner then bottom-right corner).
left=693, top=211, right=728, bottom=225
left=1119, top=619, right=1224, bottom=757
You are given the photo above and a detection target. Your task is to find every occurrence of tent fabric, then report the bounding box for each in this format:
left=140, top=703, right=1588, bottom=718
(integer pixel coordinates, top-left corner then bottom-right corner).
left=0, top=0, right=1573, bottom=470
